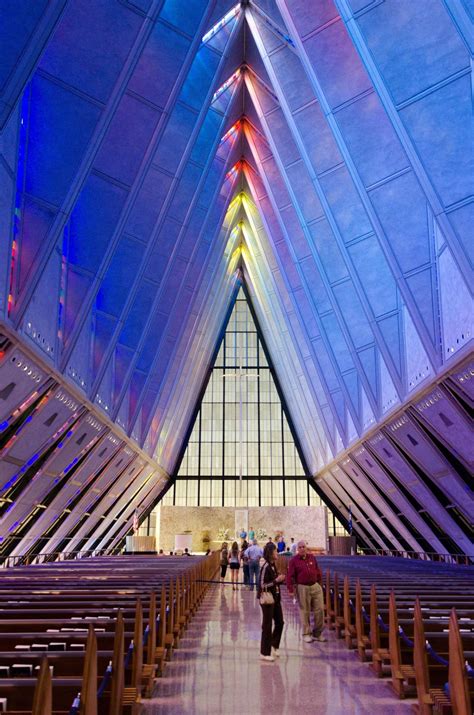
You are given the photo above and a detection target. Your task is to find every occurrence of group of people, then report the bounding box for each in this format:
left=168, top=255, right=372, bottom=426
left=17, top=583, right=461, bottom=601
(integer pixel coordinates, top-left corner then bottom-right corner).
left=219, top=539, right=263, bottom=590
left=220, top=537, right=325, bottom=662
left=238, top=529, right=300, bottom=556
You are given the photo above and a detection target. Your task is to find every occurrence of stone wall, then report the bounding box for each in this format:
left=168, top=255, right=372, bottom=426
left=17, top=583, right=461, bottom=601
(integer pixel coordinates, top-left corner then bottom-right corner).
left=155, top=504, right=328, bottom=552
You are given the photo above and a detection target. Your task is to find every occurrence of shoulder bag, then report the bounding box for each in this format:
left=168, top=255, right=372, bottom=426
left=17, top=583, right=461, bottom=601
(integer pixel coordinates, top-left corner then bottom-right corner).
left=259, top=584, right=274, bottom=605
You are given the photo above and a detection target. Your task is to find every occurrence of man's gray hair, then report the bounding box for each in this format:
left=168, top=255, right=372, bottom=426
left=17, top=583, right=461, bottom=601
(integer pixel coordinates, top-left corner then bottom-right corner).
left=252, top=538, right=258, bottom=545
left=297, top=539, right=306, bottom=548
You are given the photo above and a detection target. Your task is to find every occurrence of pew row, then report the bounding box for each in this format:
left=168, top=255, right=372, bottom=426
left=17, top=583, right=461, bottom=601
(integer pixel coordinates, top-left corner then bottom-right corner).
left=0, top=552, right=220, bottom=713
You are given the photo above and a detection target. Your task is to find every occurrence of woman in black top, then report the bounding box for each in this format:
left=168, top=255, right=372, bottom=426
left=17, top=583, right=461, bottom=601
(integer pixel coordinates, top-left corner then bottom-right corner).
left=220, top=542, right=229, bottom=584
left=258, top=541, right=285, bottom=661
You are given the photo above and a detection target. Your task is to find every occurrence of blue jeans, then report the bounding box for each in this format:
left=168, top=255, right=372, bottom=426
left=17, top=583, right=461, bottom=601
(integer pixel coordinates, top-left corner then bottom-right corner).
left=248, top=560, right=260, bottom=591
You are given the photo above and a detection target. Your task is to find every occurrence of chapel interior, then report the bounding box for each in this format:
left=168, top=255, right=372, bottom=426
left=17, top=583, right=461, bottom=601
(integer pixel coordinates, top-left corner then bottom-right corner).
left=0, top=1, right=472, bottom=713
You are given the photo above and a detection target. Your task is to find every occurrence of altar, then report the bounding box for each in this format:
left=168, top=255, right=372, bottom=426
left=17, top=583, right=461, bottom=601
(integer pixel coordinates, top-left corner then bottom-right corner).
left=156, top=505, right=328, bottom=553
left=174, top=533, right=193, bottom=552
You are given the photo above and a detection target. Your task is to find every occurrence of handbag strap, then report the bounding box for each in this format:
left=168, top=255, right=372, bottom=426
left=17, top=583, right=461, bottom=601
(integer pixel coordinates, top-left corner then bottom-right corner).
left=259, top=561, right=268, bottom=592
left=260, top=561, right=277, bottom=591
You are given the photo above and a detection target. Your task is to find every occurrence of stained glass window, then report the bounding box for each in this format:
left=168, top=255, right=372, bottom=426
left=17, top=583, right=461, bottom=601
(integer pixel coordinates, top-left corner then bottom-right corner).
left=163, top=286, right=323, bottom=508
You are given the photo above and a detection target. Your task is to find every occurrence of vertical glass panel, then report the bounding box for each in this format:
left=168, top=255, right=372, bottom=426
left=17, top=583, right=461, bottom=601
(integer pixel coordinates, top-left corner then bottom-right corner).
left=285, top=478, right=296, bottom=506
left=162, top=484, right=174, bottom=505
left=296, top=480, right=307, bottom=505
left=247, top=479, right=258, bottom=507
left=175, top=480, right=187, bottom=506
left=295, top=458, right=305, bottom=476
left=272, top=479, right=283, bottom=506
left=215, top=341, right=224, bottom=367
left=284, top=452, right=295, bottom=475
left=236, top=480, right=247, bottom=507
left=224, top=479, right=235, bottom=507
left=212, top=479, right=222, bottom=507
left=187, top=479, right=198, bottom=506
left=200, top=480, right=210, bottom=506
left=261, top=481, right=272, bottom=506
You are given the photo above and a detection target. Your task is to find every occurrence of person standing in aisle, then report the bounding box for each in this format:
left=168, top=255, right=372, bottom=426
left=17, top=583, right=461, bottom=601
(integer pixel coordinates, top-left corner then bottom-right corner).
left=229, top=541, right=240, bottom=590
left=258, top=541, right=286, bottom=661
left=220, top=542, right=229, bottom=585
left=287, top=540, right=326, bottom=643
left=245, top=539, right=263, bottom=591
left=240, top=539, right=250, bottom=588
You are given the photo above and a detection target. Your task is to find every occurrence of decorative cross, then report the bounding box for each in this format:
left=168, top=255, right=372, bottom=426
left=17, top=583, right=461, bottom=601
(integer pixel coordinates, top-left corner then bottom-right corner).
left=222, top=337, right=259, bottom=482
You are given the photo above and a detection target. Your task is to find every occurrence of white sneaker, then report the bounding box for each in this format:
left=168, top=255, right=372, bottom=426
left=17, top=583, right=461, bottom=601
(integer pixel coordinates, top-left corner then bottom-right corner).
left=314, top=634, right=327, bottom=642
left=303, top=635, right=314, bottom=643
left=272, top=648, right=280, bottom=658
left=260, top=654, right=275, bottom=662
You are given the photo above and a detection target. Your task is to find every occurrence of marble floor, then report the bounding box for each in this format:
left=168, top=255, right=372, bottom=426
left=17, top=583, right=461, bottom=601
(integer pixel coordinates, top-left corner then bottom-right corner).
left=141, top=582, right=414, bottom=715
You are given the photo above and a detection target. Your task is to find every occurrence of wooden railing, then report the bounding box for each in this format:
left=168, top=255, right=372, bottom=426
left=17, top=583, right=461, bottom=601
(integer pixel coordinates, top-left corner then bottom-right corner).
left=0, top=548, right=110, bottom=568
left=358, top=548, right=473, bottom=566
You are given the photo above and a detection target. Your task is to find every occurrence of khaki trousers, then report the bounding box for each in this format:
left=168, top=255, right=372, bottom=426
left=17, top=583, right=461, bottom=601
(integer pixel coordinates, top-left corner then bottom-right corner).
left=296, top=583, right=324, bottom=637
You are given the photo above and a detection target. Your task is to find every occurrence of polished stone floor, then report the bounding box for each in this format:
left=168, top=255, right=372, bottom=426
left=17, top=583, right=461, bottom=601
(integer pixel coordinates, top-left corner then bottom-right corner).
left=141, top=582, right=414, bottom=714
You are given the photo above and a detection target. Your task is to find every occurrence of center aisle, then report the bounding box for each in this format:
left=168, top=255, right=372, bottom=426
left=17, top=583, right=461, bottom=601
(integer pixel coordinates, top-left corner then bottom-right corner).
left=142, top=582, right=412, bottom=715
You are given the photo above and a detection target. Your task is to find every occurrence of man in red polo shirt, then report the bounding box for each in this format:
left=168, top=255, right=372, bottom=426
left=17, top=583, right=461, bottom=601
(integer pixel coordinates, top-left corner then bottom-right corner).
left=287, top=540, right=326, bottom=643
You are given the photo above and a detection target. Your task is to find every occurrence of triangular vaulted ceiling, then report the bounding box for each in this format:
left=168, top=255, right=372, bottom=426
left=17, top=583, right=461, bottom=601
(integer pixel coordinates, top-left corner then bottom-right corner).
left=0, top=1, right=472, bottom=557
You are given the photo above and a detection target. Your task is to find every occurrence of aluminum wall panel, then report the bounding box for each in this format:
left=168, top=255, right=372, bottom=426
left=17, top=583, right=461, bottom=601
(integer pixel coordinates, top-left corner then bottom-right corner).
left=105, top=474, right=168, bottom=551
left=321, top=470, right=384, bottom=549
left=90, top=465, right=156, bottom=550
left=9, top=431, right=122, bottom=557
left=446, top=358, right=474, bottom=405
left=367, top=431, right=472, bottom=554
left=66, top=456, right=145, bottom=552
left=42, top=445, right=135, bottom=554
left=331, top=465, right=404, bottom=551
left=385, top=413, right=473, bottom=520
left=0, top=349, right=47, bottom=423
left=351, top=444, right=446, bottom=554
left=0, top=387, right=83, bottom=491
left=339, top=455, right=424, bottom=552
left=411, top=385, right=473, bottom=471
left=0, top=413, right=105, bottom=536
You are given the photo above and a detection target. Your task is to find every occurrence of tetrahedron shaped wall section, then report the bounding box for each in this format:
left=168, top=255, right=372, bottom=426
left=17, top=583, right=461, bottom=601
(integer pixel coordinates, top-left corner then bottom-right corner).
left=148, top=187, right=243, bottom=474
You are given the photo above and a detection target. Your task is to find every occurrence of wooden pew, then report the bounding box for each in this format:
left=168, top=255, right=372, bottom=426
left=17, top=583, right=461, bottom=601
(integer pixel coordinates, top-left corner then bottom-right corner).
left=413, top=602, right=474, bottom=715
left=333, top=573, right=345, bottom=639
left=164, top=579, right=174, bottom=661
left=0, top=624, right=97, bottom=714
left=155, top=585, right=167, bottom=676
left=325, top=570, right=332, bottom=630
left=108, top=610, right=124, bottom=715
left=370, top=584, right=390, bottom=677
left=413, top=597, right=449, bottom=715
left=32, top=657, right=52, bottom=715
left=126, top=599, right=142, bottom=708
left=355, top=578, right=370, bottom=662
left=388, top=590, right=416, bottom=697
left=448, top=608, right=473, bottom=715
left=0, top=554, right=212, bottom=712
left=342, top=575, right=356, bottom=649
left=322, top=557, right=474, bottom=713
